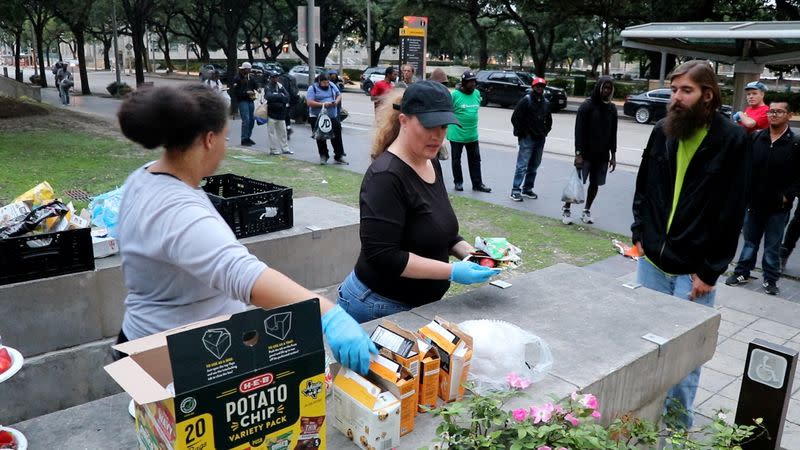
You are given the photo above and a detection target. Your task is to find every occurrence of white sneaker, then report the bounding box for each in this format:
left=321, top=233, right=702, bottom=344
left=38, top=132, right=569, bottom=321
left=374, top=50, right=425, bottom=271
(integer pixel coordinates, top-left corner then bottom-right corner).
left=562, top=209, right=572, bottom=225
left=581, top=209, right=594, bottom=224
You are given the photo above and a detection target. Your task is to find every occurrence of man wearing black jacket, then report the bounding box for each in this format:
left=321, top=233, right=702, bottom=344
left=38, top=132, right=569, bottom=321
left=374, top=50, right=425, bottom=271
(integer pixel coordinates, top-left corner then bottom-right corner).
left=631, top=60, right=749, bottom=430
left=231, top=62, right=259, bottom=146
left=563, top=76, right=617, bottom=224
left=263, top=71, right=293, bottom=156
left=509, top=77, right=552, bottom=201
left=726, top=100, right=798, bottom=295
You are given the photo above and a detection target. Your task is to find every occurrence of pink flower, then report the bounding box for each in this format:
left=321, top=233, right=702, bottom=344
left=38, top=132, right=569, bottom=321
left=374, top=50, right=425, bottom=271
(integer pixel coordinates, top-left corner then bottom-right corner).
left=530, top=403, right=554, bottom=424
left=536, top=447, right=552, bottom=450
left=591, top=410, right=602, bottom=420
left=570, top=391, right=578, bottom=401
left=512, top=407, right=528, bottom=422
left=580, top=393, right=599, bottom=410
left=506, top=372, right=532, bottom=390
left=564, top=413, right=580, bottom=426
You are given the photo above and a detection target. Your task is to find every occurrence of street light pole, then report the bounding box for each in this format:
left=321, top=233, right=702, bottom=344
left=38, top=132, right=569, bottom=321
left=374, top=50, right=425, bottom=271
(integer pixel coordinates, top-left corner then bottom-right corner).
left=366, top=0, right=371, bottom=66
left=112, top=0, right=121, bottom=84
left=307, top=0, right=315, bottom=86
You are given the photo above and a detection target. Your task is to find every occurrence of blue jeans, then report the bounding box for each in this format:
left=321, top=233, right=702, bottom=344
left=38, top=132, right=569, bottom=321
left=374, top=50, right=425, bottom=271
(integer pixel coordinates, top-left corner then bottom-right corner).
left=733, top=209, right=789, bottom=284
left=511, top=136, right=545, bottom=194
left=60, top=84, right=70, bottom=105
left=636, top=258, right=716, bottom=429
left=337, top=271, right=411, bottom=324
left=238, top=101, right=255, bottom=141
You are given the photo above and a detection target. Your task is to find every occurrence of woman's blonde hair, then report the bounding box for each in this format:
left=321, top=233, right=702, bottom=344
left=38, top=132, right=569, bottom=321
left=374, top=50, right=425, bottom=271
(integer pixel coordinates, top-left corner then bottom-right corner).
left=371, top=88, right=406, bottom=160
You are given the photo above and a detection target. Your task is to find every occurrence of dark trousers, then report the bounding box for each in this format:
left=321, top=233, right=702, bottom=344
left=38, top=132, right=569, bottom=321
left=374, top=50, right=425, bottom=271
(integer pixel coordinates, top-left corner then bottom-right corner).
left=734, top=208, right=789, bottom=284
left=782, top=200, right=800, bottom=255
left=311, top=115, right=345, bottom=159
left=450, top=140, right=483, bottom=187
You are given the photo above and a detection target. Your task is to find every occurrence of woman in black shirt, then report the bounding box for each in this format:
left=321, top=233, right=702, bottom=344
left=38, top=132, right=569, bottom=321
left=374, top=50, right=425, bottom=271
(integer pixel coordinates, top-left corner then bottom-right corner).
left=338, top=81, right=501, bottom=323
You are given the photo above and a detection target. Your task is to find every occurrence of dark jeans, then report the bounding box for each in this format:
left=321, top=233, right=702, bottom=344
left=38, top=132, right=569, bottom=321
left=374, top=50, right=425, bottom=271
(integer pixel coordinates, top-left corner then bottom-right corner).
left=734, top=208, right=790, bottom=283
left=112, top=329, right=129, bottom=361
left=238, top=100, right=255, bottom=141
left=511, top=136, right=545, bottom=194
left=782, top=199, right=800, bottom=255
left=311, top=115, right=345, bottom=159
left=450, top=140, right=483, bottom=187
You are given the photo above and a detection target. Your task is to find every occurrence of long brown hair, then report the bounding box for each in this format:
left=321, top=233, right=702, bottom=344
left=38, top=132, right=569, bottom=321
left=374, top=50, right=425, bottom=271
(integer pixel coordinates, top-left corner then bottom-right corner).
left=371, top=88, right=406, bottom=159
left=669, top=60, right=721, bottom=124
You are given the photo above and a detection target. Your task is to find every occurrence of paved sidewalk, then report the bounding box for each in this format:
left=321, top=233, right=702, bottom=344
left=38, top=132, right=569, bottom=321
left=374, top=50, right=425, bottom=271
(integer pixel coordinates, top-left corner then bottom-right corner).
left=585, top=254, right=800, bottom=448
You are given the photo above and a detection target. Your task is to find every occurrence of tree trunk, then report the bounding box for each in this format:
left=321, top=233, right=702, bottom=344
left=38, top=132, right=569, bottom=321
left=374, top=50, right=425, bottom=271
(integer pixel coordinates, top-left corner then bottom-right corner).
left=74, top=29, right=91, bottom=95
left=14, top=31, right=23, bottom=82
left=159, top=34, right=173, bottom=71
left=102, top=39, right=112, bottom=70
left=245, top=40, right=254, bottom=61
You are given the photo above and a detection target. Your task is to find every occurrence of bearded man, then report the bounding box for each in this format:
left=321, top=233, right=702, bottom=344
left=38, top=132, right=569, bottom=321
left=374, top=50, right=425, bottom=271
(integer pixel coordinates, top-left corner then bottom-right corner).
left=630, top=60, right=749, bottom=430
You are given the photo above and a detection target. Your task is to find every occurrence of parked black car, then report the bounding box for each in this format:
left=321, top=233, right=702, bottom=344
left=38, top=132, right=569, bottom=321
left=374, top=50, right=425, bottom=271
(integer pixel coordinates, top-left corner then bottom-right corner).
left=475, top=70, right=567, bottom=111
left=623, top=88, right=732, bottom=124
left=360, top=66, right=388, bottom=95
left=199, top=64, right=227, bottom=83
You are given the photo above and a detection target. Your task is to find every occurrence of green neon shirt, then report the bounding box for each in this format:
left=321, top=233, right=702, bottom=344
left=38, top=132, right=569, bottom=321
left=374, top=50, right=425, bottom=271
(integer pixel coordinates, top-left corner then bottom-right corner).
left=446, top=89, right=481, bottom=142
left=667, top=127, right=708, bottom=232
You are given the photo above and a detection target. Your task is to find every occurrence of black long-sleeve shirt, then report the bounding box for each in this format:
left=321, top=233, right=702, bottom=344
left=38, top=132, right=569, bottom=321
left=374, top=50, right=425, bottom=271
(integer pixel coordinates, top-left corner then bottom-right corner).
left=355, top=152, right=463, bottom=305
left=575, top=77, right=618, bottom=162
left=748, top=127, right=800, bottom=213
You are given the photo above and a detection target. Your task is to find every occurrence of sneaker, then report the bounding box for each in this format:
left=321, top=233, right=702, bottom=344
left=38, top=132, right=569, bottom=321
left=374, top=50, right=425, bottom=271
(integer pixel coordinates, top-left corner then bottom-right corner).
left=562, top=208, right=572, bottom=225
left=763, top=280, right=779, bottom=295
left=270, top=150, right=282, bottom=155
left=724, top=274, right=748, bottom=286
left=281, top=149, right=294, bottom=154
left=241, top=140, right=254, bottom=147
left=334, top=157, right=349, bottom=165
left=245, top=138, right=256, bottom=145
left=509, top=193, right=523, bottom=202
left=454, top=183, right=463, bottom=191
left=581, top=209, right=594, bottom=224
left=320, top=156, right=329, bottom=165
left=521, top=190, right=537, bottom=199
left=472, top=184, right=492, bottom=193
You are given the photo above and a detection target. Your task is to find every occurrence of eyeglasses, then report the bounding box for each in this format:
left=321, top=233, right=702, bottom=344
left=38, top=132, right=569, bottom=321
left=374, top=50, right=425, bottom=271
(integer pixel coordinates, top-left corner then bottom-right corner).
left=767, top=109, right=788, bottom=116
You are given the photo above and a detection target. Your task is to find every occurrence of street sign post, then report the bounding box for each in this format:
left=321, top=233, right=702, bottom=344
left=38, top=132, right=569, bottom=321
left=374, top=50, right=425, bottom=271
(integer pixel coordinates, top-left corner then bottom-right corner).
left=399, top=16, right=427, bottom=82
left=735, top=338, right=797, bottom=449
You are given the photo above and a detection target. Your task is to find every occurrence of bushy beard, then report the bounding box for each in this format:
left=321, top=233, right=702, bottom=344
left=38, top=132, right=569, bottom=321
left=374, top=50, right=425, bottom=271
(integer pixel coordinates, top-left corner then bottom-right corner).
left=663, top=99, right=711, bottom=140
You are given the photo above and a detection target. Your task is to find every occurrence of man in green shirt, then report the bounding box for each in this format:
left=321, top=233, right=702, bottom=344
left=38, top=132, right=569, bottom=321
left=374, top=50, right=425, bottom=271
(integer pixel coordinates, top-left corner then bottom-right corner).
left=631, top=60, right=749, bottom=430
left=447, top=70, right=491, bottom=193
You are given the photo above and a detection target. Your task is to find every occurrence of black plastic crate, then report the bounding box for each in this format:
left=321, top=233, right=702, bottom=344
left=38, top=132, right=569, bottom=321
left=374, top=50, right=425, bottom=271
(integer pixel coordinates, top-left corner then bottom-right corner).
left=0, top=227, right=95, bottom=286
left=201, top=174, right=293, bottom=238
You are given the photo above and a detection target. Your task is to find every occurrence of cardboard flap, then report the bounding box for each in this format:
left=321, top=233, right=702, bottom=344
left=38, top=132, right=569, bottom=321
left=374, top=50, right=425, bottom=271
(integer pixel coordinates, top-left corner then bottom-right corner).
left=112, top=314, right=235, bottom=355
left=434, top=316, right=473, bottom=349
left=104, top=357, right=172, bottom=404
left=370, top=321, right=419, bottom=358
left=335, top=368, right=383, bottom=410
left=168, top=299, right=321, bottom=394
left=419, top=320, right=458, bottom=354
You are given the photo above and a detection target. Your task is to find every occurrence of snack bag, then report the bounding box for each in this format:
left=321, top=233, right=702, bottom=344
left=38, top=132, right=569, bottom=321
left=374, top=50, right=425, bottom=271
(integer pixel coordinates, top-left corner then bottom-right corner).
left=13, top=181, right=55, bottom=207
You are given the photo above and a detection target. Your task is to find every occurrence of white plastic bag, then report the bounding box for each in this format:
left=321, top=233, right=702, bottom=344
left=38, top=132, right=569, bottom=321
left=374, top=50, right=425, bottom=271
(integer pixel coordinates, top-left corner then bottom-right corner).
left=561, top=169, right=585, bottom=204
left=458, top=319, right=553, bottom=394
left=313, top=106, right=335, bottom=140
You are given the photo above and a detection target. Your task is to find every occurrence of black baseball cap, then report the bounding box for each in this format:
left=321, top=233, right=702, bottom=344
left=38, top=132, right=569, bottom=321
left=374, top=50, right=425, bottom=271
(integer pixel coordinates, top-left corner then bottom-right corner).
left=395, top=80, right=460, bottom=128
left=461, top=70, right=477, bottom=82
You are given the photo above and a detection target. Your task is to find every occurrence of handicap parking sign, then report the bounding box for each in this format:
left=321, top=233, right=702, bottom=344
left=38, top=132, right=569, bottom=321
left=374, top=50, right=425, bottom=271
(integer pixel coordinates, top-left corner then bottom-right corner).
left=747, top=348, right=787, bottom=389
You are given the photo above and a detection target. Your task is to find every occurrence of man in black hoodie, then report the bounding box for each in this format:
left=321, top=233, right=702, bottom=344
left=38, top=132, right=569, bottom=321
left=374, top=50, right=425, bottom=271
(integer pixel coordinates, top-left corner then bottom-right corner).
left=631, top=60, right=748, bottom=430
left=563, top=76, right=617, bottom=224
left=726, top=100, right=799, bottom=295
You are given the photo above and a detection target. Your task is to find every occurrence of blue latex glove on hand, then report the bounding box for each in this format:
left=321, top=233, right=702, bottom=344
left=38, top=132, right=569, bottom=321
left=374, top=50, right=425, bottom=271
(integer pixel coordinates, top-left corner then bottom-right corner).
left=321, top=305, right=377, bottom=375
left=450, top=261, right=502, bottom=284
left=732, top=111, right=742, bottom=122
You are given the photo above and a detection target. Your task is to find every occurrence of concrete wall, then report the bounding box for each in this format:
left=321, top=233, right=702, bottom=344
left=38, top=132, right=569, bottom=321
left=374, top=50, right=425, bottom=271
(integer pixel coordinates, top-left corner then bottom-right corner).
left=0, top=197, right=359, bottom=424
left=0, top=75, right=41, bottom=101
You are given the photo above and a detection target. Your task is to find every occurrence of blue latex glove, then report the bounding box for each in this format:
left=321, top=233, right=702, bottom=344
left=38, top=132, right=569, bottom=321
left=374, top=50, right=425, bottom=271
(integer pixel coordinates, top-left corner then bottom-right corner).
left=450, top=261, right=502, bottom=284
left=321, top=305, right=377, bottom=375
left=732, top=111, right=742, bottom=122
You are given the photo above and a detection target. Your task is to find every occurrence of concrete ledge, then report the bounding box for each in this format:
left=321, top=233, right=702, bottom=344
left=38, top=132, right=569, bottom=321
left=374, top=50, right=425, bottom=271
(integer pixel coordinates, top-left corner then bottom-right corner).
left=0, top=75, right=42, bottom=101
left=0, top=196, right=359, bottom=357
left=13, top=264, right=720, bottom=449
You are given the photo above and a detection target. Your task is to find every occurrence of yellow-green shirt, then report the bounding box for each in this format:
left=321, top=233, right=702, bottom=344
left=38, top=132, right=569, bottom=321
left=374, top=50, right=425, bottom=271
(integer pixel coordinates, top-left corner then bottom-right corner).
left=667, top=127, right=708, bottom=232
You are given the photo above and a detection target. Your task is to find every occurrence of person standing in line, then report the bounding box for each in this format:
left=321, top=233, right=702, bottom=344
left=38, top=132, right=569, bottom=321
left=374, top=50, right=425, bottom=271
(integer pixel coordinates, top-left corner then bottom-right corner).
left=509, top=77, right=552, bottom=202
left=56, top=64, right=73, bottom=105
left=733, top=81, right=769, bottom=134
left=395, top=64, right=415, bottom=88
left=114, top=83, right=375, bottom=375
left=337, top=82, right=500, bottom=323
left=370, top=67, right=397, bottom=109
left=726, top=100, right=799, bottom=295
left=277, top=71, right=299, bottom=139
left=232, top=62, right=259, bottom=146
left=631, top=60, right=749, bottom=430
left=448, top=70, right=491, bottom=193
left=263, top=71, right=293, bottom=156
left=204, top=70, right=231, bottom=109
left=306, top=73, right=347, bottom=165
left=429, top=68, right=449, bottom=86
left=563, top=76, right=618, bottom=224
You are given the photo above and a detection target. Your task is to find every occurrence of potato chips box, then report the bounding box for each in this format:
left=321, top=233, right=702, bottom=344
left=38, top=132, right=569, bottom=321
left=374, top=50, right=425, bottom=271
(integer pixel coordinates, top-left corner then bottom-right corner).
left=105, top=299, right=326, bottom=450
left=367, top=354, right=417, bottom=436
left=415, top=339, right=441, bottom=412
left=418, top=317, right=473, bottom=403
left=332, top=367, right=401, bottom=450
left=369, top=321, right=421, bottom=433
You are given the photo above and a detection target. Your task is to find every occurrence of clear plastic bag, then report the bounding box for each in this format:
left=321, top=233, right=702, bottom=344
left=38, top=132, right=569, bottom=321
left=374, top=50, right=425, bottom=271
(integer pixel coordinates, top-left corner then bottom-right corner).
left=561, top=169, right=585, bottom=204
left=458, top=319, right=553, bottom=394
left=89, top=186, right=124, bottom=238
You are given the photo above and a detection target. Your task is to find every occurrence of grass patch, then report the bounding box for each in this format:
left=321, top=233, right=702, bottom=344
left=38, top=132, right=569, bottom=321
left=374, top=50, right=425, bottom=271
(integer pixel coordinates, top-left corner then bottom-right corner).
left=0, top=127, right=626, bottom=291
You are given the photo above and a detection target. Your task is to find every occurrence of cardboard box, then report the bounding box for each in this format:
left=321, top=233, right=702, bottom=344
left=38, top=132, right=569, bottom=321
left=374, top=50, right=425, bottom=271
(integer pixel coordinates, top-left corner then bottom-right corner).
left=105, top=299, right=326, bottom=450
left=368, top=354, right=417, bottom=436
left=369, top=321, right=422, bottom=432
left=332, top=367, right=400, bottom=450
left=418, top=317, right=473, bottom=403
left=415, top=339, right=441, bottom=412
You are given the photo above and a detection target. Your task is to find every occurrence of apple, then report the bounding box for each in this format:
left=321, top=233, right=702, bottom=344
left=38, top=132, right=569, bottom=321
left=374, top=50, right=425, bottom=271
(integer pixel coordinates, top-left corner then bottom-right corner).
left=479, top=258, right=496, bottom=268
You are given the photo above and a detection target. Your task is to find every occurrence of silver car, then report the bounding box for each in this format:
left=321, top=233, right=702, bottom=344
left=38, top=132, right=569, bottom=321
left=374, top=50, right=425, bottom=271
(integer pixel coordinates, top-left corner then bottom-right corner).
left=288, top=65, right=326, bottom=89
